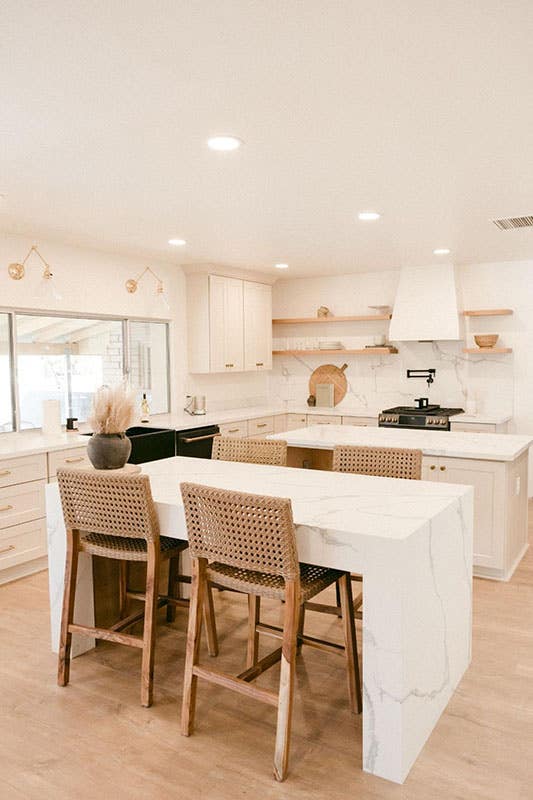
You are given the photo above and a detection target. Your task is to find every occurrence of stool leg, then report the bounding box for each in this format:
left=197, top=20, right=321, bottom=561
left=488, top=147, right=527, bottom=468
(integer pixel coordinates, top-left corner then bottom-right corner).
left=58, top=530, right=80, bottom=687
left=118, top=561, right=129, bottom=619
left=338, top=573, right=362, bottom=714
left=204, top=582, right=219, bottom=657
left=166, top=555, right=179, bottom=623
left=246, top=594, right=260, bottom=668
left=182, top=557, right=207, bottom=736
left=141, top=544, right=160, bottom=708
left=273, top=579, right=300, bottom=782
left=296, top=603, right=305, bottom=656
left=335, top=579, right=342, bottom=617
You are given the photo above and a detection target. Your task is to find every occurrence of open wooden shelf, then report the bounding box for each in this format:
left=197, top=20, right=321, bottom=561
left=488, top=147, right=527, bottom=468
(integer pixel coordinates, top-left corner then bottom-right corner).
left=463, top=347, right=512, bottom=354
left=272, top=314, right=391, bottom=324
left=273, top=347, right=398, bottom=356
left=462, top=309, right=513, bottom=317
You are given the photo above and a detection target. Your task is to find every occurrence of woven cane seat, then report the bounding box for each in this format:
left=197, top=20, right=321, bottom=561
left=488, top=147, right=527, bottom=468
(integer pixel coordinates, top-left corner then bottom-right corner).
left=79, top=532, right=188, bottom=561
left=332, top=444, right=422, bottom=480
left=207, top=561, right=343, bottom=601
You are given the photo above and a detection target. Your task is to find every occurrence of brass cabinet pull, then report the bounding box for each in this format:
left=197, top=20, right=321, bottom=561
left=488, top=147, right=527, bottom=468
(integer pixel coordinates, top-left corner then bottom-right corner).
left=0, top=544, right=15, bottom=555
left=0, top=469, right=12, bottom=477
left=0, top=504, right=14, bottom=512
left=225, top=363, right=234, bottom=368
left=65, top=456, right=85, bottom=464
left=228, top=428, right=240, bottom=434
left=257, top=423, right=268, bottom=428
left=182, top=433, right=221, bottom=443
left=430, top=465, right=436, bottom=470
left=256, top=362, right=264, bottom=366
left=440, top=466, right=446, bottom=471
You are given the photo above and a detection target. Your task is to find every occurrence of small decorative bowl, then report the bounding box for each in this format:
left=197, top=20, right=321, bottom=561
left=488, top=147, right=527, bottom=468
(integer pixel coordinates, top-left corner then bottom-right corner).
left=474, top=334, right=499, bottom=349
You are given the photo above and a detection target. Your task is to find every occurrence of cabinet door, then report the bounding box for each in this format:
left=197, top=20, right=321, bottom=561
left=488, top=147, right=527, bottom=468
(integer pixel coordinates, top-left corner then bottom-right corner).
left=450, top=422, right=496, bottom=433
left=286, top=414, right=308, bottom=430
left=209, top=276, right=244, bottom=372
left=342, top=416, right=378, bottom=427
left=273, top=414, right=287, bottom=433
left=243, top=282, right=272, bottom=371
left=421, top=456, right=440, bottom=482
left=434, top=456, right=505, bottom=570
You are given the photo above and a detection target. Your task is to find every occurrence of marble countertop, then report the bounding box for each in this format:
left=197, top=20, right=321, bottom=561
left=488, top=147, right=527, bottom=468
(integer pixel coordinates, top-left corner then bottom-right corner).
left=269, top=424, right=532, bottom=462
left=0, top=430, right=88, bottom=459
left=141, top=455, right=472, bottom=542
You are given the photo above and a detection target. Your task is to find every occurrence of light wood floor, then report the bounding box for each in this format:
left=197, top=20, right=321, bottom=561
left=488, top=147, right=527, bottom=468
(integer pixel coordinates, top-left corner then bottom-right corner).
left=1, top=512, right=532, bottom=800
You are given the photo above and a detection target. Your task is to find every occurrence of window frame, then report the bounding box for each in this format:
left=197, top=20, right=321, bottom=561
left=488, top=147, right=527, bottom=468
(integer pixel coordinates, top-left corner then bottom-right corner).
left=0, top=305, right=171, bottom=433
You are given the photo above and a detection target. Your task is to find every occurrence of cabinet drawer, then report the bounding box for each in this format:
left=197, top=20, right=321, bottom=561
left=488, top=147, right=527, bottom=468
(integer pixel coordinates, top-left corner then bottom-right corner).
left=0, top=480, right=46, bottom=529
left=342, top=416, right=378, bottom=427
left=309, top=414, right=342, bottom=425
left=219, top=421, right=248, bottom=438
left=0, top=518, right=47, bottom=571
left=0, top=453, right=47, bottom=488
left=247, top=416, right=275, bottom=436
left=48, top=447, right=90, bottom=480
left=451, top=422, right=496, bottom=433
left=286, top=414, right=308, bottom=430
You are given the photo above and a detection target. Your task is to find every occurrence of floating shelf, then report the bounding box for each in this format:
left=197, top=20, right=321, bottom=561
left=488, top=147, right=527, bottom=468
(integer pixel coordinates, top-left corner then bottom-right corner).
left=273, top=347, right=398, bottom=356
left=272, top=314, right=391, bottom=324
left=462, top=309, right=513, bottom=317
left=463, top=347, right=512, bottom=354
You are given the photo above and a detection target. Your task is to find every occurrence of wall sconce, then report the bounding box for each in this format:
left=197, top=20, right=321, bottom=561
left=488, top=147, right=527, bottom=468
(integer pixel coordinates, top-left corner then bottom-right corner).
left=125, top=266, right=170, bottom=310
left=8, top=244, right=62, bottom=300
left=8, top=244, right=54, bottom=281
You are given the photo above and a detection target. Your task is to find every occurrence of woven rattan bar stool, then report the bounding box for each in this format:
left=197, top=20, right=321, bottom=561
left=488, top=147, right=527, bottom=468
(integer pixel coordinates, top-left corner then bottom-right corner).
left=212, top=435, right=288, bottom=466
left=180, top=482, right=362, bottom=782
left=56, top=468, right=218, bottom=708
left=304, top=444, right=423, bottom=623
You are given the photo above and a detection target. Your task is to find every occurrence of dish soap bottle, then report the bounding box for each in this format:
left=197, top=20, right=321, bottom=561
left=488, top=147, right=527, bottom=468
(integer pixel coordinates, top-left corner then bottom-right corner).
left=141, top=392, right=150, bottom=423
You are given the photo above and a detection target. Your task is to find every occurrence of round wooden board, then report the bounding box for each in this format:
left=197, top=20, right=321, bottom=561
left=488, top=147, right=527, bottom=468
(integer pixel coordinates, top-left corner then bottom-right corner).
left=309, top=363, right=348, bottom=406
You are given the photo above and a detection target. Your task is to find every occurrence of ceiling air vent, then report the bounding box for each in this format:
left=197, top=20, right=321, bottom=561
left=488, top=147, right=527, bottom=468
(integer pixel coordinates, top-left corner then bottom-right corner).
left=492, top=215, right=533, bottom=230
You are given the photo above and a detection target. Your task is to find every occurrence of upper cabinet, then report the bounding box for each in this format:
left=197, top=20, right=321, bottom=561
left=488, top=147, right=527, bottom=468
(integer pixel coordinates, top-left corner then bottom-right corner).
left=244, top=281, right=272, bottom=371
left=187, top=274, right=272, bottom=373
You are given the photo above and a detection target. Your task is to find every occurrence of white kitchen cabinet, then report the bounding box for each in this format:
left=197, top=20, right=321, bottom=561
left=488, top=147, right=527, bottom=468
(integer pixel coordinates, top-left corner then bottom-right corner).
left=342, top=416, right=378, bottom=427
left=218, top=421, right=248, bottom=438
left=451, top=421, right=509, bottom=433
left=243, top=281, right=272, bottom=371
left=286, top=414, right=308, bottom=430
left=187, top=274, right=272, bottom=374
left=310, top=414, right=342, bottom=425
left=273, top=414, right=287, bottom=433
left=421, top=453, right=527, bottom=580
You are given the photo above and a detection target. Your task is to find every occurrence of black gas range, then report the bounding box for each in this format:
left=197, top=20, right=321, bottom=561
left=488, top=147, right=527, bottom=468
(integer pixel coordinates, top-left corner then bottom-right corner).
left=378, top=403, right=464, bottom=431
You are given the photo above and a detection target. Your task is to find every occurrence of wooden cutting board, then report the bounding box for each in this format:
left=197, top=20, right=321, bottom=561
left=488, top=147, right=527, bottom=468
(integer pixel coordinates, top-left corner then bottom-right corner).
left=309, top=363, right=348, bottom=406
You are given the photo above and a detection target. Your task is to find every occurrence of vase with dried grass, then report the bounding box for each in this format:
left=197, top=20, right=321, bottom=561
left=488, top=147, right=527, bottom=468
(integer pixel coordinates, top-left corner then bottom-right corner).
left=87, top=383, right=136, bottom=469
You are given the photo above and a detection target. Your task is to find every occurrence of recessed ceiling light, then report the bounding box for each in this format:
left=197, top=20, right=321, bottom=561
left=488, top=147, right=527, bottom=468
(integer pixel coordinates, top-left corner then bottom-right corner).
left=207, top=135, right=243, bottom=152
left=358, top=211, right=381, bottom=221
left=168, top=238, right=186, bottom=246
left=275, top=263, right=289, bottom=269
left=433, top=248, right=451, bottom=255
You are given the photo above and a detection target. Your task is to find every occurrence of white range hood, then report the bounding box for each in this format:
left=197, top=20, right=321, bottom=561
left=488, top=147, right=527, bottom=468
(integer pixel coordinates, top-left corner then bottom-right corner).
left=389, top=263, right=461, bottom=341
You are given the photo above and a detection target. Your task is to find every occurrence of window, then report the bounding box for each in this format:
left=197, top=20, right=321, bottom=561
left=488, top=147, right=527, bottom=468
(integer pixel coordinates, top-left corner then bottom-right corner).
left=129, top=321, right=170, bottom=414
left=0, top=311, right=170, bottom=432
left=0, top=314, right=14, bottom=432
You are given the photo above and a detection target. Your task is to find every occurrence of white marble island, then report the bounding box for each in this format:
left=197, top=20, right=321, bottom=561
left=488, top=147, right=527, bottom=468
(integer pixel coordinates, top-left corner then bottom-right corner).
left=46, top=455, right=473, bottom=785
left=269, top=425, right=532, bottom=581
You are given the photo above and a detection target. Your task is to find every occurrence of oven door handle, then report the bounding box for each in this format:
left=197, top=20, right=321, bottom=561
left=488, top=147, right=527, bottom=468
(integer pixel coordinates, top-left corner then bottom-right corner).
left=182, top=433, right=221, bottom=444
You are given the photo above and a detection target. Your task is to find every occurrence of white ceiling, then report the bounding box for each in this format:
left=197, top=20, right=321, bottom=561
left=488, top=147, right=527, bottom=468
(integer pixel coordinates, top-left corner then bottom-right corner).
left=1, top=1, right=533, bottom=277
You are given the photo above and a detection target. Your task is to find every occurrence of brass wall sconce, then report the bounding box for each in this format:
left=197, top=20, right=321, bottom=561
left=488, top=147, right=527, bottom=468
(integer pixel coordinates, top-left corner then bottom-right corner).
left=125, top=266, right=169, bottom=308
left=8, top=244, right=55, bottom=282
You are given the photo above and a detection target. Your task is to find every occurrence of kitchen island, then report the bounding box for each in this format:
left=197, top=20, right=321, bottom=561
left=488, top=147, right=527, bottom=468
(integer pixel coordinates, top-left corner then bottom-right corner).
left=269, top=425, right=532, bottom=581
left=46, top=455, right=473, bottom=785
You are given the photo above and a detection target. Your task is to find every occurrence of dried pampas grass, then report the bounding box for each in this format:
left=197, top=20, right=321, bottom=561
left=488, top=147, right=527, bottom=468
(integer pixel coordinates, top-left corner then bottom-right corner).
left=89, top=383, right=136, bottom=434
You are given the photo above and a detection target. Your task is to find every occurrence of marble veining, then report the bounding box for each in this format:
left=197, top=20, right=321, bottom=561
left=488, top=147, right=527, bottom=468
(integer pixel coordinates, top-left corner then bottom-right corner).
left=46, top=456, right=473, bottom=785
left=269, top=424, right=532, bottom=461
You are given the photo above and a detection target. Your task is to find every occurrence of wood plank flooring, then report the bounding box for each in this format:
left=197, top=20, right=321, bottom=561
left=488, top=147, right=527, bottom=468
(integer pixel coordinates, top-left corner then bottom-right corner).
left=1, top=509, right=532, bottom=800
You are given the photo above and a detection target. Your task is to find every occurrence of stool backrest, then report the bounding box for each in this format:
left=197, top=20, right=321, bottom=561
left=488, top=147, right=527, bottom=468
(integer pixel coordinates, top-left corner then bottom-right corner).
left=57, top=468, right=160, bottom=541
left=180, top=482, right=298, bottom=580
left=332, top=445, right=422, bottom=480
left=212, top=436, right=287, bottom=466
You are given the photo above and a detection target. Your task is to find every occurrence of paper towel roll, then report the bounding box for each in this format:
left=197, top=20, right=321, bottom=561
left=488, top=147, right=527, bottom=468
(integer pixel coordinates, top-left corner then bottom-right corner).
left=42, top=400, right=62, bottom=436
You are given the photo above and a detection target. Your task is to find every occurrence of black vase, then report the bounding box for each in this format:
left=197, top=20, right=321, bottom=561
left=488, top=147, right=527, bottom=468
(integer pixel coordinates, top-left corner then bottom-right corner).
left=87, top=433, right=132, bottom=470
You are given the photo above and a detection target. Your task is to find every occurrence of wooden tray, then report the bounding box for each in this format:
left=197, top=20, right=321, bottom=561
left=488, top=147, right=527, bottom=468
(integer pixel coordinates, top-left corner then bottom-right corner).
left=309, top=363, right=348, bottom=406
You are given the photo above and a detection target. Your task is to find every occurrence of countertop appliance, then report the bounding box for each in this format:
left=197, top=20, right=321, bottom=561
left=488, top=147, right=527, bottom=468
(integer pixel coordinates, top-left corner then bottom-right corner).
left=378, top=404, right=464, bottom=431
left=184, top=395, right=207, bottom=415
left=176, top=425, right=220, bottom=459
